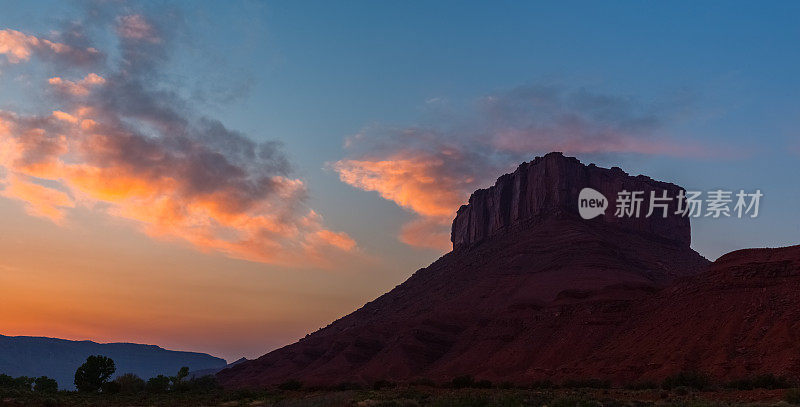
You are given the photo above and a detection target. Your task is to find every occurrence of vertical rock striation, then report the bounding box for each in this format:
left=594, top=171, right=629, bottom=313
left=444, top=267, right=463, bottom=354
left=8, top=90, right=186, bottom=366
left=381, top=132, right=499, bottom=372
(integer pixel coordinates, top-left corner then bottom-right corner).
left=451, top=152, right=691, bottom=250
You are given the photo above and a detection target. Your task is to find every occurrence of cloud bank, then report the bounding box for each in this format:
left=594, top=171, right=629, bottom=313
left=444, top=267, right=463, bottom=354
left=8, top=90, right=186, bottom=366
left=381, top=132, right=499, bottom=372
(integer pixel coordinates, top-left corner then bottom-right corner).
left=0, top=9, right=355, bottom=266
left=334, top=85, right=707, bottom=250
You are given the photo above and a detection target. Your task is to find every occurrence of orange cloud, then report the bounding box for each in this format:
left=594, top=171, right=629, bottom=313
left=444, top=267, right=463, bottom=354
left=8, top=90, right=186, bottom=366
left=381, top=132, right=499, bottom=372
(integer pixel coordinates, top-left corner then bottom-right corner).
left=0, top=29, right=99, bottom=64
left=334, top=150, right=480, bottom=251
left=49, top=73, right=105, bottom=96
left=0, top=20, right=357, bottom=267
left=333, top=154, right=467, bottom=219
left=0, top=174, right=74, bottom=222
left=0, top=109, right=357, bottom=266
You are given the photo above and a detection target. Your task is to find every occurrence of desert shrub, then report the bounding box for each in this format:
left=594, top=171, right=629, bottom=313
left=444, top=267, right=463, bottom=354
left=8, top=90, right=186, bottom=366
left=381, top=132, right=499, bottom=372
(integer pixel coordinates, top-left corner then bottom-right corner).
left=786, top=388, right=800, bottom=405
left=624, top=381, right=658, bottom=390
left=114, top=373, right=146, bottom=393
left=146, top=374, right=171, bottom=393
left=174, top=375, right=221, bottom=393
left=101, top=380, right=121, bottom=394
left=752, top=373, right=790, bottom=389
left=562, top=378, right=611, bottom=389
left=74, top=355, right=116, bottom=392
left=334, top=381, right=363, bottom=390
left=33, top=376, right=58, bottom=393
left=373, top=379, right=396, bottom=390
left=528, top=379, right=556, bottom=389
left=661, top=371, right=711, bottom=390
left=0, top=374, right=34, bottom=391
left=725, top=374, right=790, bottom=390
left=277, top=379, right=302, bottom=391
left=398, top=387, right=431, bottom=402
left=410, top=378, right=436, bottom=387
left=550, top=396, right=602, bottom=407
left=431, top=393, right=526, bottom=407
left=498, top=381, right=515, bottom=389
left=451, top=375, right=475, bottom=389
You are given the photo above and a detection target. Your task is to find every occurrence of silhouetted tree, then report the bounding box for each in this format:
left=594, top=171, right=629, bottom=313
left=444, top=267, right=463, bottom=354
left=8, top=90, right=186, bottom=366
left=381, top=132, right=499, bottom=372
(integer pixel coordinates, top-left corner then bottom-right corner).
left=171, top=366, right=189, bottom=387
left=0, top=374, right=34, bottom=391
left=74, top=355, right=116, bottom=392
left=33, top=376, right=58, bottom=393
left=146, top=375, right=171, bottom=393
left=114, top=373, right=146, bottom=394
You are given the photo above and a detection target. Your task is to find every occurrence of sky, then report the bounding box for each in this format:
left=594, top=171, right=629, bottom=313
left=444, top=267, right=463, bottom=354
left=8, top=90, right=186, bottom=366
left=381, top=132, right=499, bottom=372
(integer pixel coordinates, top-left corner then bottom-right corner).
left=0, top=0, right=798, bottom=362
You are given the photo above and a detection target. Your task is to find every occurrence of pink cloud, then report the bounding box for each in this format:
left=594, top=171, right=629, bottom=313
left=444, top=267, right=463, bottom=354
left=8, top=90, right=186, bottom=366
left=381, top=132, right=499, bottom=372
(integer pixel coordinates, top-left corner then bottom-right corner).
left=0, top=21, right=357, bottom=267
left=49, top=73, right=106, bottom=96
left=117, top=15, right=161, bottom=43
left=0, top=29, right=99, bottom=64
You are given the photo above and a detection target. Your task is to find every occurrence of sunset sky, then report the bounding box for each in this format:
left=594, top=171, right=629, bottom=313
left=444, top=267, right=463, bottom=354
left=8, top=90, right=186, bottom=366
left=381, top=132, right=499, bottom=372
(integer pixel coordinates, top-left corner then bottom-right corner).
left=0, top=0, right=798, bottom=362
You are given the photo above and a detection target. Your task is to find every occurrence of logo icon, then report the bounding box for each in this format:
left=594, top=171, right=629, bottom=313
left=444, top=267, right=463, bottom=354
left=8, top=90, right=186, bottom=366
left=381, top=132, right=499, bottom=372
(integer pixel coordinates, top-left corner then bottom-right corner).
left=578, top=188, right=608, bottom=219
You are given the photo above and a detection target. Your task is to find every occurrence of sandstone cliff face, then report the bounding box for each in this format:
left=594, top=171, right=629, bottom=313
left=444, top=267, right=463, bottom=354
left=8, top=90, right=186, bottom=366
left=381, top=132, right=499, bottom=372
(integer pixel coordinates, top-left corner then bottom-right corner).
left=451, top=152, right=691, bottom=250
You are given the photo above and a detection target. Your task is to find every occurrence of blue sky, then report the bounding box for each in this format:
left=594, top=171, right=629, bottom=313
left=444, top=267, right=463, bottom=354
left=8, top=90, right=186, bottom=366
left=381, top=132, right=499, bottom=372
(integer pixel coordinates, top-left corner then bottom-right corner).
left=0, top=1, right=797, bottom=360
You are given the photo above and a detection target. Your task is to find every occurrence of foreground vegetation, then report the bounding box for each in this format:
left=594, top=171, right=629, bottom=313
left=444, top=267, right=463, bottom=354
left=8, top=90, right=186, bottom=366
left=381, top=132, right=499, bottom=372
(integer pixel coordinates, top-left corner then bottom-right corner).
left=2, top=384, right=800, bottom=407
left=1, top=375, right=800, bottom=406
left=2, top=358, right=799, bottom=406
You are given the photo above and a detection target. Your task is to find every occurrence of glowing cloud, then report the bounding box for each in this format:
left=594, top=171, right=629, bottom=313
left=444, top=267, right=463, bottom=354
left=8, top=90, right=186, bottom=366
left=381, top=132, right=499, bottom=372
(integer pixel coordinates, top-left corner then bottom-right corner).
left=334, top=85, right=715, bottom=250
left=0, top=29, right=99, bottom=64
left=0, top=15, right=356, bottom=267
left=49, top=73, right=106, bottom=96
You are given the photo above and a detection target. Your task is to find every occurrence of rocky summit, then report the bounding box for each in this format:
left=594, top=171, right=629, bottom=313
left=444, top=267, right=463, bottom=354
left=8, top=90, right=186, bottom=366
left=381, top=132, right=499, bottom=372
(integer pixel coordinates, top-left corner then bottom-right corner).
left=451, top=152, right=690, bottom=250
left=217, top=153, right=799, bottom=388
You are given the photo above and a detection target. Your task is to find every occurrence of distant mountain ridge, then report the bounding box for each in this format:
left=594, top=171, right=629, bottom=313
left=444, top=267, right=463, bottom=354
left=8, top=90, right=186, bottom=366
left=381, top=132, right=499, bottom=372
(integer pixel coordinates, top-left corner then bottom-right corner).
left=0, top=335, right=226, bottom=390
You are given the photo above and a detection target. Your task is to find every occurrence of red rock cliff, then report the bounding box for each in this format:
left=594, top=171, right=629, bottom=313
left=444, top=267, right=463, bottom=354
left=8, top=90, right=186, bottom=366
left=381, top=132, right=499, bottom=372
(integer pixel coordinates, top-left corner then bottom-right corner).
left=451, top=152, right=691, bottom=250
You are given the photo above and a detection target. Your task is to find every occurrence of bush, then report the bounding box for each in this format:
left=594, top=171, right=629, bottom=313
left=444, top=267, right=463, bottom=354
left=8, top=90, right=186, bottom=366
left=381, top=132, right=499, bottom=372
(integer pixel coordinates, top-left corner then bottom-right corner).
left=373, top=379, right=396, bottom=390
left=277, top=379, right=302, bottom=391
left=661, top=371, right=711, bottom=390
left=146, top=375, right=171, bottom=393
left=785, top=388, right=800, bottom=405
left=173, top=375, right=221, bottom=393
left=624, top=381, right=659, bottom=390
left=451, top=375, right=475, bottom=389
left=562, top=378, right=611, bottom=389
left=101, top=380, right=121, bottom=394
left=474, top=379, right=492, bottom=388
left=725, top=374, right=791, bottom=390
left=0, top=374, right=34, bottom=391
left=498, top=381, right=515, bottom=389
left=33, top=376, right=58, bottom=393
left=74, top=355, right=116, bottom=392
left=334, top=381, right=363, bottom=390
left=529, top=379, right=556, bottom=389
left=114, top=373, right=146, bottom=394
left=410, top=378, right=436, bottom=387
